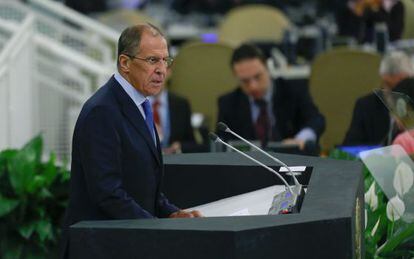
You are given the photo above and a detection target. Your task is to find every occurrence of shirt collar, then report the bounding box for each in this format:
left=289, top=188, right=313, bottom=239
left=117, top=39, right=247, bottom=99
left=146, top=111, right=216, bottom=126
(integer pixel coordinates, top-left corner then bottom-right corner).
left=114, top=71, right=147, bottom=107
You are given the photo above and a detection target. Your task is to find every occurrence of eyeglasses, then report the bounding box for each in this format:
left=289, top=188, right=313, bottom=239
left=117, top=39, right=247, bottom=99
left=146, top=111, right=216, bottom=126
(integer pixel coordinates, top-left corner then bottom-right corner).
left=126, top=54, right=174, bottom=67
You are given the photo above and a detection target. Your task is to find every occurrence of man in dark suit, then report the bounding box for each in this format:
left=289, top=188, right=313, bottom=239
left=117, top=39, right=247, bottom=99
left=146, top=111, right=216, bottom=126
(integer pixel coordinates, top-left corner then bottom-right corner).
left=150, top=87, right=207, bottom=154
left=336, top=0, right=404, bottom=43
left=343, top=51, right=414, bottom=146
left=217, top=44, right=325, bottom=151
left=61, top=24, right=201, bottom=258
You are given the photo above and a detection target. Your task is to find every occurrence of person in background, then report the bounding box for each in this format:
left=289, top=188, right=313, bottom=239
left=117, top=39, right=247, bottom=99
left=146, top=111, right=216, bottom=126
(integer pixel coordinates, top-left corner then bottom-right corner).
left=149, top=77, right=206, bottom=154
left=61, top=23, right=201, bottom=258
left=343, top=51, right=414, bottom=146
left=217, top=43, right=325, bottom=153
left=389, top=78, right=414, bottom=153
left=171, top=0, right=285, bottom=15
left=336, top=0, right=404, bottom=43
left=65, top=0, right=107, bottom=14
left=65, top=0, right=148, bottom=14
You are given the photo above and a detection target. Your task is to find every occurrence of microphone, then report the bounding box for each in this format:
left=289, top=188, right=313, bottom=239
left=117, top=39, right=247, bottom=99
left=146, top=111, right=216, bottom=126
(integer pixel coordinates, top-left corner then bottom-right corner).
left=209, top=133, right=293, bottom=193
left=209, top=133, right=304, bottom=214
left=217, top=122, right=301, bottom=189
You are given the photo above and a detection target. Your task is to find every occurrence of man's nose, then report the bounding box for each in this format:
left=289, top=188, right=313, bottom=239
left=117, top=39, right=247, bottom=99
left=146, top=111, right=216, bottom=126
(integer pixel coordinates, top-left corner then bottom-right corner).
left=155, top=65, right=167, bottom=75
left=247, top=79, right=259, bottom=89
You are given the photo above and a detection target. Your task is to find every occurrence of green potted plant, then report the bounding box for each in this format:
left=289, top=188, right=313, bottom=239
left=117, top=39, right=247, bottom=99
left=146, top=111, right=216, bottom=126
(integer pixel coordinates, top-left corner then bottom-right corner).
left=0, top=136, right=69, bottom=258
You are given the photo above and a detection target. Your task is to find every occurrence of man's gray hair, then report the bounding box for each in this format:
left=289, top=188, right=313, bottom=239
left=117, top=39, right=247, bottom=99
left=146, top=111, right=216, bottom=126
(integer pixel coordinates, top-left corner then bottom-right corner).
left=117, top=23, right=165, bottom=68
left=379, top=51, right=414, bottom=76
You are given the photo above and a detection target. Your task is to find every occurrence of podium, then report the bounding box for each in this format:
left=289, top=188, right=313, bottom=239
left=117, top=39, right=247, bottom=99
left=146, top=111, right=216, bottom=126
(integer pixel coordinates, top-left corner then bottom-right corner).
left=70, top=152, right=364, bottom=259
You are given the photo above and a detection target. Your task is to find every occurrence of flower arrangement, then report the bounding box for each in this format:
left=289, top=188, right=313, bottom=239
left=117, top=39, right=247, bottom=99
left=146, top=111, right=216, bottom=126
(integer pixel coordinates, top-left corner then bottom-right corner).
left=330, top=148, right=414, bottom=258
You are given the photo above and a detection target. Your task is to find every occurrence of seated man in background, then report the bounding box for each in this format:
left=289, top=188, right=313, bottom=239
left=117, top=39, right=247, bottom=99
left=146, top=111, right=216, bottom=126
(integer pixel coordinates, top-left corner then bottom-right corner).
left=336, top=0, right=404, bottom=43
left=150, top=78, right=207, bottom=154
left=217, top=43, right=325, bottom=153
left=343, top=51, right=414, bottom=146
left=389, top=78, right=414, bottom=153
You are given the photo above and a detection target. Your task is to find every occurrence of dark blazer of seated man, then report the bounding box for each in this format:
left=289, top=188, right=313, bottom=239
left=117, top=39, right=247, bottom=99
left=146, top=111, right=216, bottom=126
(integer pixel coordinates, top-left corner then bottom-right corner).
left=217, top=43, right=325, bottom=151
left=60, top=24, right=201, bottom=258
left=343, top=51, right=414, bottom=146
left=150, top=89, right=208, bottom=154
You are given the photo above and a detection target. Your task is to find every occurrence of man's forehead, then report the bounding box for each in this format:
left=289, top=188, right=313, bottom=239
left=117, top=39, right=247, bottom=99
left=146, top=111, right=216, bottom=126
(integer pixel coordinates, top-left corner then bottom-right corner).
left=234, top=59, right=266, bottom=73
left=139, top=34, right=168, bottom=54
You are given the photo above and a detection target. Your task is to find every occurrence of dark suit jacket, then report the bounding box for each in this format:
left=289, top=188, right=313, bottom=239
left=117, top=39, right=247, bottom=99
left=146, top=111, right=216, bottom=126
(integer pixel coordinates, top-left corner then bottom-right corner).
left=168, top=92, right=209, bottom=152
left=168, top=92, right=196, bottom=151
left=336, top=1, right=404, bottom=43
left=61, top=76, right=179, bottom=257
left=343, top=92, right=390, bottom=146
left=65, top=0, right=107, bottom=14
left=217, top=78, right=325, bottom=142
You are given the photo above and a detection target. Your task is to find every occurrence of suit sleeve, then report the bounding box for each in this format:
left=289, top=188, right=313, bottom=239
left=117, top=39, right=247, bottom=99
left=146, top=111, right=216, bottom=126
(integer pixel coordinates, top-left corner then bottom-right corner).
left=79, top=106, right=154, bottom=219
left=295, top=82, right=326, bottom=139
left=343, top=98, right=366, bottom=145
left=156, top=192, right=180, bottom=218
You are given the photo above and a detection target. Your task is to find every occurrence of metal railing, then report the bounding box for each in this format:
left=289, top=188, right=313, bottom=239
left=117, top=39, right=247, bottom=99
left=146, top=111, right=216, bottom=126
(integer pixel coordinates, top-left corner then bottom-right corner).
left=0, top=0, right=116, bottom=161
left=0, top=14, right=35, bottom=149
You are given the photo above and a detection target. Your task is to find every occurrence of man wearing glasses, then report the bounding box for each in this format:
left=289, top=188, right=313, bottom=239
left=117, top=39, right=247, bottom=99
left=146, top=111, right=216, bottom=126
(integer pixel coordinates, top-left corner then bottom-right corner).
left=61, top=23, right=201, bottom=258
left=217, top=43, right=325, bottom=152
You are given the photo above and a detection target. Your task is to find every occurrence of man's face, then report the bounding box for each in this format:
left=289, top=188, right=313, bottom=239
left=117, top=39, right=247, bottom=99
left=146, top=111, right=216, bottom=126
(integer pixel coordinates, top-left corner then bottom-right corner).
left=233, top=58, right=270, bottom=100
left=382, top=73, right=408, bottom=90
left=122, top=31, right=169, bottom=97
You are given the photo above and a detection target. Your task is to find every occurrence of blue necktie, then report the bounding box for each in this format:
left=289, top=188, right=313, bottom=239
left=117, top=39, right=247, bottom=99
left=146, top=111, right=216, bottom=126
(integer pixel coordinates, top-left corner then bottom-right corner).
left=142, top=99, right=155, bottom=142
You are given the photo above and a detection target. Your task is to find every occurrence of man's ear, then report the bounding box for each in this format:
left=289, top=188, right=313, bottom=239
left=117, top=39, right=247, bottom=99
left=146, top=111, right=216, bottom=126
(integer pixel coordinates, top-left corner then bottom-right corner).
left=118, top=54, right=130, bottom=74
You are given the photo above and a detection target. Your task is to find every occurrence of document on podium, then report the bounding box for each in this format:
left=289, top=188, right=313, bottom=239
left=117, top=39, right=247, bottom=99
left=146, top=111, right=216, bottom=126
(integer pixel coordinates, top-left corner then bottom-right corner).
left=188, top=185, right=286, bottom=217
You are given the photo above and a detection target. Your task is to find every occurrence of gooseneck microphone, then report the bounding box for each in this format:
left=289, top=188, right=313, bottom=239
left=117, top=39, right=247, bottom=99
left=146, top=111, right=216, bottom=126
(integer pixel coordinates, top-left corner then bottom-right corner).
left=209, top=133, right=294, bottom=194
left=217, top=122, right=301, bottom=189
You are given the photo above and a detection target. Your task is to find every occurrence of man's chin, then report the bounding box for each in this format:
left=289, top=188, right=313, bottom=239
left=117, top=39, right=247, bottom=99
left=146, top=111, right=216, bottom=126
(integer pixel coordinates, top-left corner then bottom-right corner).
left=147, top=84, right=163, bottom=96
left=252, top=93, right=265, bottom=100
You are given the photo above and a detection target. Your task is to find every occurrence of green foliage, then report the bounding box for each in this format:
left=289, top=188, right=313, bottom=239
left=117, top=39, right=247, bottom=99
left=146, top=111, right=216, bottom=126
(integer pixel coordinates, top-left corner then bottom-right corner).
left=329, top=149, right=414, bottom=259
left=0, top=136, right=69, bottom=258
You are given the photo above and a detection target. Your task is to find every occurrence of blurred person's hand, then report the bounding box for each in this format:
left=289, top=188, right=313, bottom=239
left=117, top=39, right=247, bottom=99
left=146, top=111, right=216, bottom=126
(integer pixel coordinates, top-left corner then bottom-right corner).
left=163, top=141, right=182, bottom=154
left=282, top=138, right=305, bottom=150
left=169, top=210, right=203, bottom=218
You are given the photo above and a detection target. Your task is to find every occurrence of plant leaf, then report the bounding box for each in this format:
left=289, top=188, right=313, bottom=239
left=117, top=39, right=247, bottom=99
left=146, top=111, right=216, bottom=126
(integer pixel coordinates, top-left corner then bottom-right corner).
left=43, top=152, right=57, bottom=186
left=7, top=136, right=43, bottom=195
left=0, top=195, right=19, bottom=217
left=36, top=220, right=53, bottom=242
left=377, top=222, right=414, bottom=255
left=18, top=222, right=36, bottom=240
left=38, top=188, right=53, bottom=199
left=1, top=242, right=24, bottom=259
left=0, top=149, right=18, bottom=179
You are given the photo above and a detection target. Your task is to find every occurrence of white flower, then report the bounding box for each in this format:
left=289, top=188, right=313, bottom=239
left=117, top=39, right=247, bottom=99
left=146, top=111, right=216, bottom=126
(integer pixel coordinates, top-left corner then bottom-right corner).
left=393, top=162, right=414, bottom=197
left=365, top=182, right=378, bottom=211
left=386, top=196, right=405, bottom=221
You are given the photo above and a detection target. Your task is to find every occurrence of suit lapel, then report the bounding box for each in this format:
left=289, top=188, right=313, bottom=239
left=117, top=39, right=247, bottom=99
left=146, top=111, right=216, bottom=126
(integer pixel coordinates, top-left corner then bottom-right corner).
left=238, top=89, right=256, bottom=139
left=110, top=77, right=161, bottom=165
left=155, top=128, right=163, bottom=163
